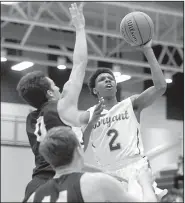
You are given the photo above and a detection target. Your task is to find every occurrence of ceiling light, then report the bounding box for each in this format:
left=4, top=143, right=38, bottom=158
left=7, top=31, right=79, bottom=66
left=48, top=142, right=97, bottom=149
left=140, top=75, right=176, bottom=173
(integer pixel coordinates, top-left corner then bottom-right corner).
left=113, top=71, right=121, bottom=78
left=165, top=78, right=172, bottom=84
left=57, top=57, right=66, bottom=70
left=1, top=49, right=7, bottom=62
left=11, top=61, right=34, bottom=71
left=113, top=64, right=122, bottom=76
left=1, top=57, right=7, bottom=62
left=116, top=74, right=131, bottom=83
left=57, top=65, right=66, bottom=70
left=164, top=72, right=173, bottom=84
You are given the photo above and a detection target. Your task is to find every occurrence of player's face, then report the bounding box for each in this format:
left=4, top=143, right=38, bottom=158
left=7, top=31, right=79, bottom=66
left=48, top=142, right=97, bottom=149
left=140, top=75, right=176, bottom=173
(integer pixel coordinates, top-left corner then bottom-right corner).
left=46, top=77, right=61, bottom=100
left=94, top=73, right=117, bottom=98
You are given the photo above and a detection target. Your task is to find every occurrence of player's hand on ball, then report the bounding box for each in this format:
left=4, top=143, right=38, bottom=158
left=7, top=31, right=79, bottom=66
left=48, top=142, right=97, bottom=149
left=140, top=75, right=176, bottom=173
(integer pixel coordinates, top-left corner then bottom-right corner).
left=90, top=97, right=105, bottom=125
left=69, top=2, right=85, bottom=30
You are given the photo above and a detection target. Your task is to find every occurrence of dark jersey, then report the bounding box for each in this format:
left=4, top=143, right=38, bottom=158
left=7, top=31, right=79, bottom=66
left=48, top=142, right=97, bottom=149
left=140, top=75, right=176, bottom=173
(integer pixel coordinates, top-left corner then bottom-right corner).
left=26, top=100, right=69, bottom=178
left=33, top=173, right=84, bottom=202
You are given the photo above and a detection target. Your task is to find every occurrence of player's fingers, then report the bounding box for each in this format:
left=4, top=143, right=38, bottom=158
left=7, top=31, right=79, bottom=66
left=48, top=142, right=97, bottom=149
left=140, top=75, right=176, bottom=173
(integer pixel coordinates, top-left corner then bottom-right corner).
left=79, top=2, right=84, bottom=12
left=97, top=98, right=104, bottom=107
left=73, top=3, right=78, bottom=9
left=98, top=97, right=104, bottom=104
left=73, top=3, right=79, bottom=15
left=95, top=104, right=105, bottom=115
left=71, top=3, right=75, bottom=9
left=94, top=104, right=102, bottom=113
left=69, top=7, right=75, bottom=17
left=69, top=7, right=72, bottom=15
left=70, top=3, right=77, bottom=16
left=95, top=100, right=104, bottom=111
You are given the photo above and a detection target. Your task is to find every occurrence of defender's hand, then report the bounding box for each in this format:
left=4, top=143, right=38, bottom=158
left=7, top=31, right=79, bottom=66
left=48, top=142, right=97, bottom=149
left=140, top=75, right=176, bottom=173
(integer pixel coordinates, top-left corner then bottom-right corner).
left=69, top=3, right=85, bottom=30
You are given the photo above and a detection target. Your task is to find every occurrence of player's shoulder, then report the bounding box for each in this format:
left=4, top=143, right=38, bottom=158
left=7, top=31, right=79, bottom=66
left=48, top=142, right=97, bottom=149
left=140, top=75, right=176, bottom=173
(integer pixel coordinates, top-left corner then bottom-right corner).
left=80, top=173, right=114, bottom=196
left=120, top=94, right=139, bottom=105
left=81, top=172, right=105, bottom=189
left=130, top=94, right=139, bottom=101
left=128, top=94, right=140, bottom=109
left=86, top=172, right=119, bottom=183
left=33, top=179, right=55, bottom=201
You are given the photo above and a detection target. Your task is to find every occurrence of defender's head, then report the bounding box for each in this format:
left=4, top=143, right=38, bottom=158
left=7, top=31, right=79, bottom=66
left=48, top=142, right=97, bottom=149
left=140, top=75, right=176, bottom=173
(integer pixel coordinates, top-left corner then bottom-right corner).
left=39, top=126, right=84, bottom=169
left=17, top=71, right=61, bottom=109
left=88, top=68, right=117, bottom=99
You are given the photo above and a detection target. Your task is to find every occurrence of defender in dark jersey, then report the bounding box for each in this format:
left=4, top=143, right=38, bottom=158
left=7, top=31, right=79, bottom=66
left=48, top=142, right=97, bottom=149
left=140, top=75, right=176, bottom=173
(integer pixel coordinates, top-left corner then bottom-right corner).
left=28, top=127, right=157, bottom=202
left=17, top=3, right=88, bottom=202
left=23, top=99, right=69, bottom=201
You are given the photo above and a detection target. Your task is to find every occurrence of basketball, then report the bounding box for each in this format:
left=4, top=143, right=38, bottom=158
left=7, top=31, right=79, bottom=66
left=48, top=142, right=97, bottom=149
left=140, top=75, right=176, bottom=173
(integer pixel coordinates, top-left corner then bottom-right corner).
left=120, top=11, right=154, bottom=46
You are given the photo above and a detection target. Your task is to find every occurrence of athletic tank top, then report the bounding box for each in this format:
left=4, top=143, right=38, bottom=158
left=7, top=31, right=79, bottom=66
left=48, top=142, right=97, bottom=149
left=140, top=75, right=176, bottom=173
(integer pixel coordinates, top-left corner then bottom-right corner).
left=33, top=172, right=84, bottom=202
left=86, top=97, right=144, bottom=170
left=26, top=100, right=69, bottom=178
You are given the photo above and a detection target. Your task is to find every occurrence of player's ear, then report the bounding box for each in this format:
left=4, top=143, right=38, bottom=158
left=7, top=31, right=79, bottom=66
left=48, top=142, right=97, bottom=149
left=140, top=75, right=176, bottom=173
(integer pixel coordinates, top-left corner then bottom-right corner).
left=115, top=80, right=118, bottom=93
left=47, top=90, right=53, bottom=98
left=93, top=88, right=97, bottom=95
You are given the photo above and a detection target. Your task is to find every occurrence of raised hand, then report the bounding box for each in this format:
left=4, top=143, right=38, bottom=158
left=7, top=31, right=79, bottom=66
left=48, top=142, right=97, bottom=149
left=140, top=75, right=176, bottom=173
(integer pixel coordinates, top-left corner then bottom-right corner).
left=69, top=3, right=85, bottom=30
left=90, top=97, right=105, bottom=125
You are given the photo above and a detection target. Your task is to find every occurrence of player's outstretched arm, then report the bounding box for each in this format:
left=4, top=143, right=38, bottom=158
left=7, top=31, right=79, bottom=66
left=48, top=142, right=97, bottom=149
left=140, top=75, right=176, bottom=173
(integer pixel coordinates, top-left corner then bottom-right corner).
left=132, top=40, right=167, bottom=111
left=67, top=2, right=87, bottom=99
left=57, top=3, right=89, bottom=126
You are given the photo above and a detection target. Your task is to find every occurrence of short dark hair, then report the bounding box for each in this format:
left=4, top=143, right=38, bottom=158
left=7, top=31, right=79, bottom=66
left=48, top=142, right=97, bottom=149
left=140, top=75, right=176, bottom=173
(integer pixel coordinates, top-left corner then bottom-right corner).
left=16, top=71, right=50, bottom=109
left=39, top=126, right=79, bottom=168
left=88, top=68, right=115, bottom=97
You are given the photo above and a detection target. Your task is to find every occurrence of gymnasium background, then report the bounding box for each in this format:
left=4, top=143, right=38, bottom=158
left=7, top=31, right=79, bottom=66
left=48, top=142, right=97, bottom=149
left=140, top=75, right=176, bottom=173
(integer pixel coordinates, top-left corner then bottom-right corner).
left=1, top=1, right=184, bottom=202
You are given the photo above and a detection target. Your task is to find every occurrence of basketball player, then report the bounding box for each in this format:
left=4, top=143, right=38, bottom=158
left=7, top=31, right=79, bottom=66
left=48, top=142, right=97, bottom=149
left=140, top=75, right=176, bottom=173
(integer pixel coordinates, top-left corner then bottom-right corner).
left=73, top=40, right=168, bottom=200
left=27, top=126, right=157, bottom=202
left=16, top=3, right=91, bottom=202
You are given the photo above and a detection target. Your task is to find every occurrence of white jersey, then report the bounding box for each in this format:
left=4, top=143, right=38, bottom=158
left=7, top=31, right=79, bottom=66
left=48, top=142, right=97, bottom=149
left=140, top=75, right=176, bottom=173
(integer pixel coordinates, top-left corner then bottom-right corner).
left=86, top=97, right=144, bottom=170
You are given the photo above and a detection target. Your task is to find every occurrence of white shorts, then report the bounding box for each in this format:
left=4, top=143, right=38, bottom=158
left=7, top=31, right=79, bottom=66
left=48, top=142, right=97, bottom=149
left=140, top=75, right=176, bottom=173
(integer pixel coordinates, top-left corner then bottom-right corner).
left=112, top=157, right=163, bottom=201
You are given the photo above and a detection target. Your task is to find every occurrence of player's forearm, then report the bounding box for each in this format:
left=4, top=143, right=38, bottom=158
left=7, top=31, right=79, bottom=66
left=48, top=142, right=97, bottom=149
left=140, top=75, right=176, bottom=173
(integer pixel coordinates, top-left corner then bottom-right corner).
left=67, top=27, right=88, bottom=104
left=143, top=47, right=167, bottom=92
left=62, top=28, right=87, bottom=108
left=73, top=27, right=88, bottom=66
left=69, top=27, right=87, bottom=83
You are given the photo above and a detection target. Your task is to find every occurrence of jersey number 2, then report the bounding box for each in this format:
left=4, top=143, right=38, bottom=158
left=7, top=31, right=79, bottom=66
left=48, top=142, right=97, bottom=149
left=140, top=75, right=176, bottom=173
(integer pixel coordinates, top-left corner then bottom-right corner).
left=107, top=129, right=121, bottom=151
